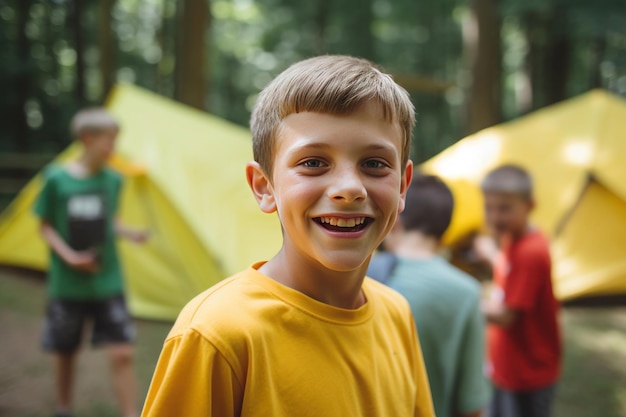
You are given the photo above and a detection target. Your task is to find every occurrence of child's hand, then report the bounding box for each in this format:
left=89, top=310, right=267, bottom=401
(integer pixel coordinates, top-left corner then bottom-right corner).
left=65, top=250, right=99, bottom=273
left=472, top=235, right=499, bottom=266
left=128, top=229, right=151, bottom=244
left=115, top=220, right=151, bottom=244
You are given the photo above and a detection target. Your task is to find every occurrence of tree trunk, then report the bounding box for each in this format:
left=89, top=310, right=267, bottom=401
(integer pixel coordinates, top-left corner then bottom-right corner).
left=99, top=0, right=115, bottom=99
left=464, top=0, right=501, bottom=134
left=15, top=0, right=32, bottom=152
left=522, top=10, right=569, bottom=110
left=543, top=7, right=569, bottom=106
left=588, top=38, right=606, bottom=89
left=340, top=0, right=374, bottom=60
left=156, top=1, right=175, bottom=96
left=175, top=0, right=209, bottom=110
left=544, top=36, right=569, bottom=105
left=313, top=0, right=331, bottom=54
left=520, top=13, right=545, bottom=109
left=72, top=0, right=86, bottom=104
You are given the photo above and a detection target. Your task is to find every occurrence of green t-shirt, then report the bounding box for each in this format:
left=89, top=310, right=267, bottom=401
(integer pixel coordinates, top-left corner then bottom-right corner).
left=387, top=256, right=491, bottom=417
left=34, top=165, right=124, bottom=300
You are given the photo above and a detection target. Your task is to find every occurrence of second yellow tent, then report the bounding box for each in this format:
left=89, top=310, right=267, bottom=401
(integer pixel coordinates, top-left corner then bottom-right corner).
left=423, top=89, right=626, bottom=301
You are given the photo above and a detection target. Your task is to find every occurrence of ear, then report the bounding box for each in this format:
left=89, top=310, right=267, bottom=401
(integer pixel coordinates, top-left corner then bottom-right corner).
left=397, top=160, right=413, bottom=213
left=246, top=161, right=277, bottom=213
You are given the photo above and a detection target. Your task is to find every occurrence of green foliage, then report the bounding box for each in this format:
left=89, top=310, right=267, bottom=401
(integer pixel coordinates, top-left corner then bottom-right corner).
left=0, top=0, right=625, bottom=161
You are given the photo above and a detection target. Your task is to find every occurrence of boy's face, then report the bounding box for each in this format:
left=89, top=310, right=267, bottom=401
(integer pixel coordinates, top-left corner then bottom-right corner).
left=247, top=101, right=412, bottom=273
left=483, top=191, right=533, bottom=238
left=82, top=130, right=118, bottom=165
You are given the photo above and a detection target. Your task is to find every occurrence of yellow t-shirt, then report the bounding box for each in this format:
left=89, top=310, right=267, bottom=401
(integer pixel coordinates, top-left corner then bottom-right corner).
left=142, top=263, right=435, bottom=417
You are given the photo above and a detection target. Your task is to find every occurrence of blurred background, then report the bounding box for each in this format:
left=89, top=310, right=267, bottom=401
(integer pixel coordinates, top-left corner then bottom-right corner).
left=1, top=0, right=626, bottom=208
left=1, top=1, right=626, bottom=416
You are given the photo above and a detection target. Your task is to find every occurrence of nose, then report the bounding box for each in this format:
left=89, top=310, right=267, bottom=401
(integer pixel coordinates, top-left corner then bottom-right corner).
left=327, top=165, right=367, bottom=203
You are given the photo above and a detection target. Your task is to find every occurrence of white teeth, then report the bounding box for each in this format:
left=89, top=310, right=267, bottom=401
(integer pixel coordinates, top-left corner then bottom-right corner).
left=318, top=216, right=367, bottom=228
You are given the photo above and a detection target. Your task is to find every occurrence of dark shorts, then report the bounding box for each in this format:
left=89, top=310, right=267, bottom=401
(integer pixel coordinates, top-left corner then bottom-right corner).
left=487, top=384, right=556, bottom=417
left=42, top=294, right=136, bottom=353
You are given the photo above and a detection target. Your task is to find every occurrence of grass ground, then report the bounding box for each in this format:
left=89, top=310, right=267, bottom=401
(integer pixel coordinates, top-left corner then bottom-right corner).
left=0, top=268, right=171, bottom=417
left=0, top=266, right=625, bottom=417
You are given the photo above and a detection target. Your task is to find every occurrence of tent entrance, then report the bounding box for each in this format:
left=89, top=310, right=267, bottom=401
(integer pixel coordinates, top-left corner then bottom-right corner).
left=552, top=178, right=626, bottom=300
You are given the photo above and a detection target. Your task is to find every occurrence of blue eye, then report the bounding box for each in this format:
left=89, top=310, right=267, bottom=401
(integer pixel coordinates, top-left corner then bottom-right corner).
left=363, top=160, right=386, bottom=169
left=301, top=159, right=326, bottom=168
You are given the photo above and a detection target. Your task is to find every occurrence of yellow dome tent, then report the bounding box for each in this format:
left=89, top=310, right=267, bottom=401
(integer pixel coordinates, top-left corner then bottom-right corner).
left=422, top=89, right=626, bottom=301
left=0, top=84, right=282, bottom=320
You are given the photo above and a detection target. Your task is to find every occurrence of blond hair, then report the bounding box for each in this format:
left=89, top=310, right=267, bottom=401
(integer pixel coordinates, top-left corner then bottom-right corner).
left=70, top=107, right=119, bottom=139
left=481, top=164, right=533, bottom=200
left=250, top=55, right=415, bottom=177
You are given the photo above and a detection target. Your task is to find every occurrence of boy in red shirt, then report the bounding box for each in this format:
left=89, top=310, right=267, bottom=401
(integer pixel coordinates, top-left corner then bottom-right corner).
left=475, top=164, right=561, bottom=417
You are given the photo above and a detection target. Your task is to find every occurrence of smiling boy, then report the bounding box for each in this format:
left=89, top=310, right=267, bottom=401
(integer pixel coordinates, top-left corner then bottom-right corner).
left=141, top=56, right=435, bottom=417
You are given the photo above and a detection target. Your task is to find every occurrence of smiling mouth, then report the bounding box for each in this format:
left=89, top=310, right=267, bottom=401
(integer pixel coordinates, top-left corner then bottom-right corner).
left=313, top=216, right=374, bottom=233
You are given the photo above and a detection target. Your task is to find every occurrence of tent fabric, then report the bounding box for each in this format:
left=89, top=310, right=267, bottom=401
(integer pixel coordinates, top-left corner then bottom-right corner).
left=0, top=84, right=282, bottom=320
left=422, top=89, right=626, bottom=301
left=552, top=180, right=626, bottom=299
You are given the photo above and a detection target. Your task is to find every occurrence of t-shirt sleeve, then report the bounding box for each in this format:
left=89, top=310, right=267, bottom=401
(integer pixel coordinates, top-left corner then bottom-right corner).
left=34, top=173, right=56, bottom=222
left=141, top=329, right=243, bottom=417
left=109, top=171, right=124, bottom=216
left=456, top=295, right=491, bottom=414
left=503, top=245, right=550, bottom=312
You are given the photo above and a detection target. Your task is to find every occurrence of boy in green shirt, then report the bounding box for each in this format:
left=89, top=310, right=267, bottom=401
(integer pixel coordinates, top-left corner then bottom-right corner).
left=35, top=108, right=148, bottom=417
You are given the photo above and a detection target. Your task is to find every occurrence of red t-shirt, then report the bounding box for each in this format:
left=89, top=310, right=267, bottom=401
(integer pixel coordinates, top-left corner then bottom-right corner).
left=487, top=230, right=561, bottom=391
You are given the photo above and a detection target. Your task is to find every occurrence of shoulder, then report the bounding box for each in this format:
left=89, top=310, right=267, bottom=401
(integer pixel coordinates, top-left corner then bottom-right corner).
left=395, top=257, right=481, bottom=300
left=364, top=277, right=406, bottom=303
left=102, top=167, right=123, bottom=184
left=515, top=231, right=551, bottom=262
left=168, top=269, right=274, bottom=346
left=41, top=164, right=66, bottom=183
left=363, top=278, right=413, bottom=321
left=38, top=165, right=72, bottom=196
left=415, top=260, right=482, bottom=316
left=438, top=261, right=482, bottom=297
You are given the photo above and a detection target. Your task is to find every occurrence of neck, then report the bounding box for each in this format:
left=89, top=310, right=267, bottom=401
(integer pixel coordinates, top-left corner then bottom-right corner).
left=510, top=224, right=533, bottom=241
left=393, top=231, right=439, bottom=260
left=76, top=152, right=103, bottom=175
left=260, top=247, right=367, bottom=310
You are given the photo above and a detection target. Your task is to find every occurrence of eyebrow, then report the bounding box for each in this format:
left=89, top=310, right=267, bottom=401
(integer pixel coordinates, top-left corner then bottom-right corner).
left=291, top=140, right=397, bottom=153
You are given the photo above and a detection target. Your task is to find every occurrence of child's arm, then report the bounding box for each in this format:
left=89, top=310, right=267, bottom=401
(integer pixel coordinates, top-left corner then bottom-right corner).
left=40, top=221, right=98, bottom=273
left=115, top=219, right=150, bottom=243
left=484, top=243, right=550, bottom=328
left=472, top=235, right=499, bottom=268
left=142, top=330, right=242, bottom=417
left=481, top=300, right=519, bottom=327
